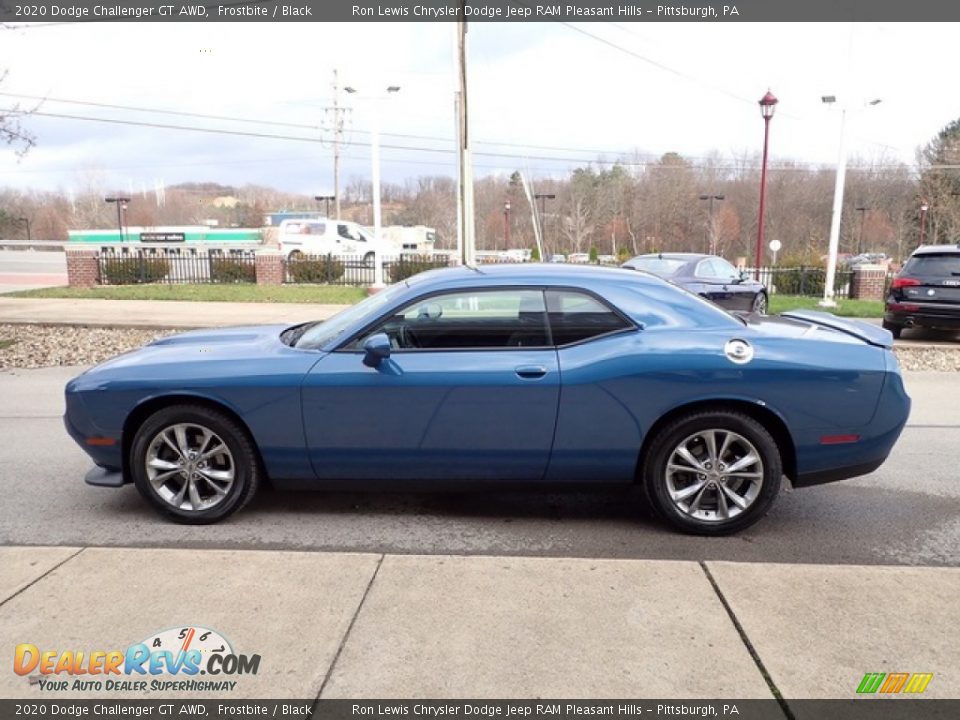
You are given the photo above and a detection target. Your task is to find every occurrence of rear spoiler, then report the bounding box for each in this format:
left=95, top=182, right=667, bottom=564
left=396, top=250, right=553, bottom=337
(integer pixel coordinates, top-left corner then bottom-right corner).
left=780, top=310, right=894, bottom=349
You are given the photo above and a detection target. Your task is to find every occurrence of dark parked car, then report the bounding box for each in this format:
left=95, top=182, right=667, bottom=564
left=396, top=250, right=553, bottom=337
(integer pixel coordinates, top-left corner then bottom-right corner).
left=65, top=265, right=909, bottom=535
left=884, top=244, right=960, bottom=338
left=622, top=253, right=768, bottom=313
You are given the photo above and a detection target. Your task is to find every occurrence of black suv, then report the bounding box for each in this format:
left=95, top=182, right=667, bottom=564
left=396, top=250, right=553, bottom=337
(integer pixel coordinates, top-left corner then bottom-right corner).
left=884, top=244, right=960, bottom=338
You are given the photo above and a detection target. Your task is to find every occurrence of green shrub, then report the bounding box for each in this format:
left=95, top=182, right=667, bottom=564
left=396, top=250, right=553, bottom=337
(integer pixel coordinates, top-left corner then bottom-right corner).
left=617, top=246, right=631, bottom=263
left=209, top=256, right=255, bottom=283
left=287, top=255, right=345, bottom=283
left=530, top=246, right=541, bottom=262
left=389, top=255, right=449, bottom=282
left=589, top=246, right=599, bottom=263
left=101, top=257, right=170, bottom=285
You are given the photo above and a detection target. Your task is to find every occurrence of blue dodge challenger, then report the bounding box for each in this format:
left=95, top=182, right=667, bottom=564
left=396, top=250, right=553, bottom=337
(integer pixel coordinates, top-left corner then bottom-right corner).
left=65, top=264, right=910, bottom=534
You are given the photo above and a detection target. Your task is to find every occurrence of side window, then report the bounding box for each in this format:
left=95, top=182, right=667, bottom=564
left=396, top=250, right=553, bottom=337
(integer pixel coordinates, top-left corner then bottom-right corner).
left=337, top=224, right=356, bottom=241
left=713, top=258, right=740, bottom=280
left=355, top=289, right=549, bottom=350
left=696, top=260, right=719, bottom=279
left=546, top=290, right=632, bottom=346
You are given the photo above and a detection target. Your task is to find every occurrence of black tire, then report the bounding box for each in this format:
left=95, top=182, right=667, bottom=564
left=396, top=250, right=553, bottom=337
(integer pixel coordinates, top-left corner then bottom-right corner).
left=130, top=404, right=260, bottom=524
left=641, top=411, right=782, bottom=535
left=363, top=252, right=375, bottom=268
left=288, top=250, right=304, bottom=260
left=882, top=320, right=902, bottom=339
left=752, top=292, right=768, bottom=314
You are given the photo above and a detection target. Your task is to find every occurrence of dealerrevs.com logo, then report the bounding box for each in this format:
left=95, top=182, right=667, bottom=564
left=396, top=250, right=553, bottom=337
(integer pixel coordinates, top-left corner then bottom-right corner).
left=14, top=626, right=260, bottom=693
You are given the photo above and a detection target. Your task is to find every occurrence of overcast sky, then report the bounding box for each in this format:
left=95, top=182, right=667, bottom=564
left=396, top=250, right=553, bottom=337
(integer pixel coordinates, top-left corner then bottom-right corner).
left=1, top=21, right=958, bottom=195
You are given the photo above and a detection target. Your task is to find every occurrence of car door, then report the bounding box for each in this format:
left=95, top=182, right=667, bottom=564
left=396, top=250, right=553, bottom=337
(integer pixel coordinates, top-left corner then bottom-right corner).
left=300, top=287, right=560, bottom=482
left=711, top=257, right=755, bottom=311
left=335, top=224, right=359, bottom=254
left=693, top=259, right=733, bottom=307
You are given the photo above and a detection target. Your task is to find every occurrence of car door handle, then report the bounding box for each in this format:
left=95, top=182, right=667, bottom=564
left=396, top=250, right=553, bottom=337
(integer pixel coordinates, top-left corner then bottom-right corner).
left=515, top=365, right=548, bottom=379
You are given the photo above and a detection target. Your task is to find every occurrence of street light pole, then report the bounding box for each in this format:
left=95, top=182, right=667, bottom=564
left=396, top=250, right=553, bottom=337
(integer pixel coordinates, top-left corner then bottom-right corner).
left=698, top=194, right=725, bottom=254
left=855, top=206, right=868, bottom=255
left=503, top=199, right=511, bottom=250
left=755, top=90, right=778, bottom=280
left=919, top=201, right=929, bottom=246
left=534, top=193, right=555, bottom=258
left=820, top=96, right=882, bottom=307
left=345, top=85, right=400, bottom=290
left=314, top=195, right=335, bottom=218
left=105, top=196, right=131, bottom=243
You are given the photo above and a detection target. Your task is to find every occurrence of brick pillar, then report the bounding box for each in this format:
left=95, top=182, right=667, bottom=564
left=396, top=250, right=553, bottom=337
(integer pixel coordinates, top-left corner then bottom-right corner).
left=65, top=248, right=100, bottom=288
left=850, top=264, right=888, bottom=300
left=255, top=250, right=284, bottom=285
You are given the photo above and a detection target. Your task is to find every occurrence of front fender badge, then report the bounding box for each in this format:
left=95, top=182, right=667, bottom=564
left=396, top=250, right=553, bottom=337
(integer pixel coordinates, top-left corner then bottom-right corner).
left=725, top=339, right=754, bottom=365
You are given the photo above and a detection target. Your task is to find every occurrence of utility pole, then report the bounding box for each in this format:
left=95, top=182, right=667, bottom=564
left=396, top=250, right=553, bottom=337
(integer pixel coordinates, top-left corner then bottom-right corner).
left=324, top=69, right=349, bottom=220
left=455, top=19, right=475, bottom=265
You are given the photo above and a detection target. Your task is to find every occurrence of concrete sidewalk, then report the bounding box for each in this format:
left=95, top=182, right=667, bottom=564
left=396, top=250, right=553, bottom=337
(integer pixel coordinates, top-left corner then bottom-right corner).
left=0, top=297, right=349, bottom=328
left=0, top=547, right=957, bottom=702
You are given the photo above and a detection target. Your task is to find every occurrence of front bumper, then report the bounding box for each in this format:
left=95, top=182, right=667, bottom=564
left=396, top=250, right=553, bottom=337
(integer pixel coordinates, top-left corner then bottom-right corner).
left=85, top=466, right=125, bottom=487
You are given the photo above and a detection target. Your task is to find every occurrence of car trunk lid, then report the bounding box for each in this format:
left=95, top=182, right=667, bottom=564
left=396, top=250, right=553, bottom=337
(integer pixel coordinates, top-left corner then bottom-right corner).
left=778, top=310, right=893, bottom=348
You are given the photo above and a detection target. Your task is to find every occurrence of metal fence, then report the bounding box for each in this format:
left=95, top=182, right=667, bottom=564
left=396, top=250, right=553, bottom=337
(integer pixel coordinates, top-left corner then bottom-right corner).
left=752, top=265, right=856, bottom=299
left=98, top=249, right=256, bottom=285
left=283, top=253, right=454, bottom=286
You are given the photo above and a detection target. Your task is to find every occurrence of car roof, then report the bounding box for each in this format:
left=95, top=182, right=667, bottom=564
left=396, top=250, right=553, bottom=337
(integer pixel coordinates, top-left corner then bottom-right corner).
left=912, top=244, right=960, bottom=255
left=407, top=262, right=665, bottom=288
left=631, top=253, right=710, bottom=260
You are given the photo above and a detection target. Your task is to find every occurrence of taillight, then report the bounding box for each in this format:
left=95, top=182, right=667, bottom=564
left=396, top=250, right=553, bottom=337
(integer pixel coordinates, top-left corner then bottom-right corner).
left=890, top=277, right=921, bottom=290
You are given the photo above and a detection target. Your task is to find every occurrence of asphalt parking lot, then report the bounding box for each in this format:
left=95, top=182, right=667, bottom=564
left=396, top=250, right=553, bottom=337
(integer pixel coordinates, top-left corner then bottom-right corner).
left=1, top=365, right=957, bottom=567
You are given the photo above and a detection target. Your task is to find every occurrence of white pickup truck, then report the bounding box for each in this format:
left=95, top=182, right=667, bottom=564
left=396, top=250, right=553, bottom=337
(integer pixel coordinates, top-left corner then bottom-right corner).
left=278, top=218, right=396, bottom=264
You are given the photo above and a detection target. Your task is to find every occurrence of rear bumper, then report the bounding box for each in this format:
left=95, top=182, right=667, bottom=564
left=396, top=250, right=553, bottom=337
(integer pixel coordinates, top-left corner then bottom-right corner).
left=794, top=458, right=885, bottom=488
left=884, top=304, right=960, bottom=330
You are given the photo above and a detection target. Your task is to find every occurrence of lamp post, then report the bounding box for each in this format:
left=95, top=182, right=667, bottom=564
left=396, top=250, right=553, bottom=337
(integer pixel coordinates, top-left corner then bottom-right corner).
left=855, top=205, right=868, bottom=255
left=820, top=96, right=882, bottom=307
left=698, top=193, right=725, bottom=254
left=105, top=196, right=131, bottom=243
left=755, top=90, right=778, bottom=280
left=919, top=200, right=929, bottom=246
left=345, top=84, right=400, bottom=289
left=314, top=195, right=335, bottom=218
left=17, top=217, right=31, bottom=241
left=534, top=193, right=555, bottom=258
left=503, top=199, right=511, bottom=250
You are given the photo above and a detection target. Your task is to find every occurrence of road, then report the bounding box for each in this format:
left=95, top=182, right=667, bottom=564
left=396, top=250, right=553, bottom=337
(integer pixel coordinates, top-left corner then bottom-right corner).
left=1, top=366, right=957, bottom=566
left=0, top=249, right=67, bottom=293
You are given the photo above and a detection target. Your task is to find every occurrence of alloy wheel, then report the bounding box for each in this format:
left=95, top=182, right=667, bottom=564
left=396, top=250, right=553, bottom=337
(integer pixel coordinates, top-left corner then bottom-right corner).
left=664, top=429, right=764, bottom=523
left=145, top=423, right=235, bottom=512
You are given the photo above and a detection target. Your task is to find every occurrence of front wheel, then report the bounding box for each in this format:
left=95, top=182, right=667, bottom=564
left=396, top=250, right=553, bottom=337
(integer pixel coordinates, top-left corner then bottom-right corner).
left=751, top=292, right=768, bottom=314
left=642, top=411, right=782, bottom=535
left=130, top=405, right=260, bottom=524
left=363, top=252, right=375, bottom=268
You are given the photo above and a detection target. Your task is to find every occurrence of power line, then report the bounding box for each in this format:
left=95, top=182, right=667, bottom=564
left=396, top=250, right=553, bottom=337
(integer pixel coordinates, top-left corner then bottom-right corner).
left=4, top=106, right=938, bottom=173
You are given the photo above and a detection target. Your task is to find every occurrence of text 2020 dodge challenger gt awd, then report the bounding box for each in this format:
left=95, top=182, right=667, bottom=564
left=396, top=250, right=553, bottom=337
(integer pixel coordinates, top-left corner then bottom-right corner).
left=65, top=264, right=910, bottom=535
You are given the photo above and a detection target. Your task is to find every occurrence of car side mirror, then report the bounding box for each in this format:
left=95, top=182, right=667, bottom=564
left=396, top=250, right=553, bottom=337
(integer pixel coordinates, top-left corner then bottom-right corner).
left=362, top=333, right=391, bottom=367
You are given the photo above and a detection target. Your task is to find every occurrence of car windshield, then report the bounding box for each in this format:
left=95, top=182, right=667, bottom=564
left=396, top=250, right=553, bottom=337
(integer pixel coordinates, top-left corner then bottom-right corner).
left=292, top=283, right=408, bottom=349
left=628, top=257, right=688, bottom=276
left=905, top=253, right=960, bottom=276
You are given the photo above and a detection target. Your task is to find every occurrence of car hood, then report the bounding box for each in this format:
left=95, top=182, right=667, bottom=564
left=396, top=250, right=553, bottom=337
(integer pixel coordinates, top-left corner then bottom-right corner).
left=84, top=324, right=295, bottom=374
left=742, top=311, right=893, bottom=349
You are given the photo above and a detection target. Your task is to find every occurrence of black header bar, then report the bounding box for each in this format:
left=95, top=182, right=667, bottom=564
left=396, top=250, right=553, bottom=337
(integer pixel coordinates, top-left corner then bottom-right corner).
left=2, top=0, right=959, bottom=23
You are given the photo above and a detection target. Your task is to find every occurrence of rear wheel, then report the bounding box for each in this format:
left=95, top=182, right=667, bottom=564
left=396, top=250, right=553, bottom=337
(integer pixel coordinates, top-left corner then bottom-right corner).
left=130, top=405, right=260, bottom=524
left=642, top=411, right=782, bottom=535
left=882, top=320, right=902, bottom=339
left=363, top=251, right=375, bottom=268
